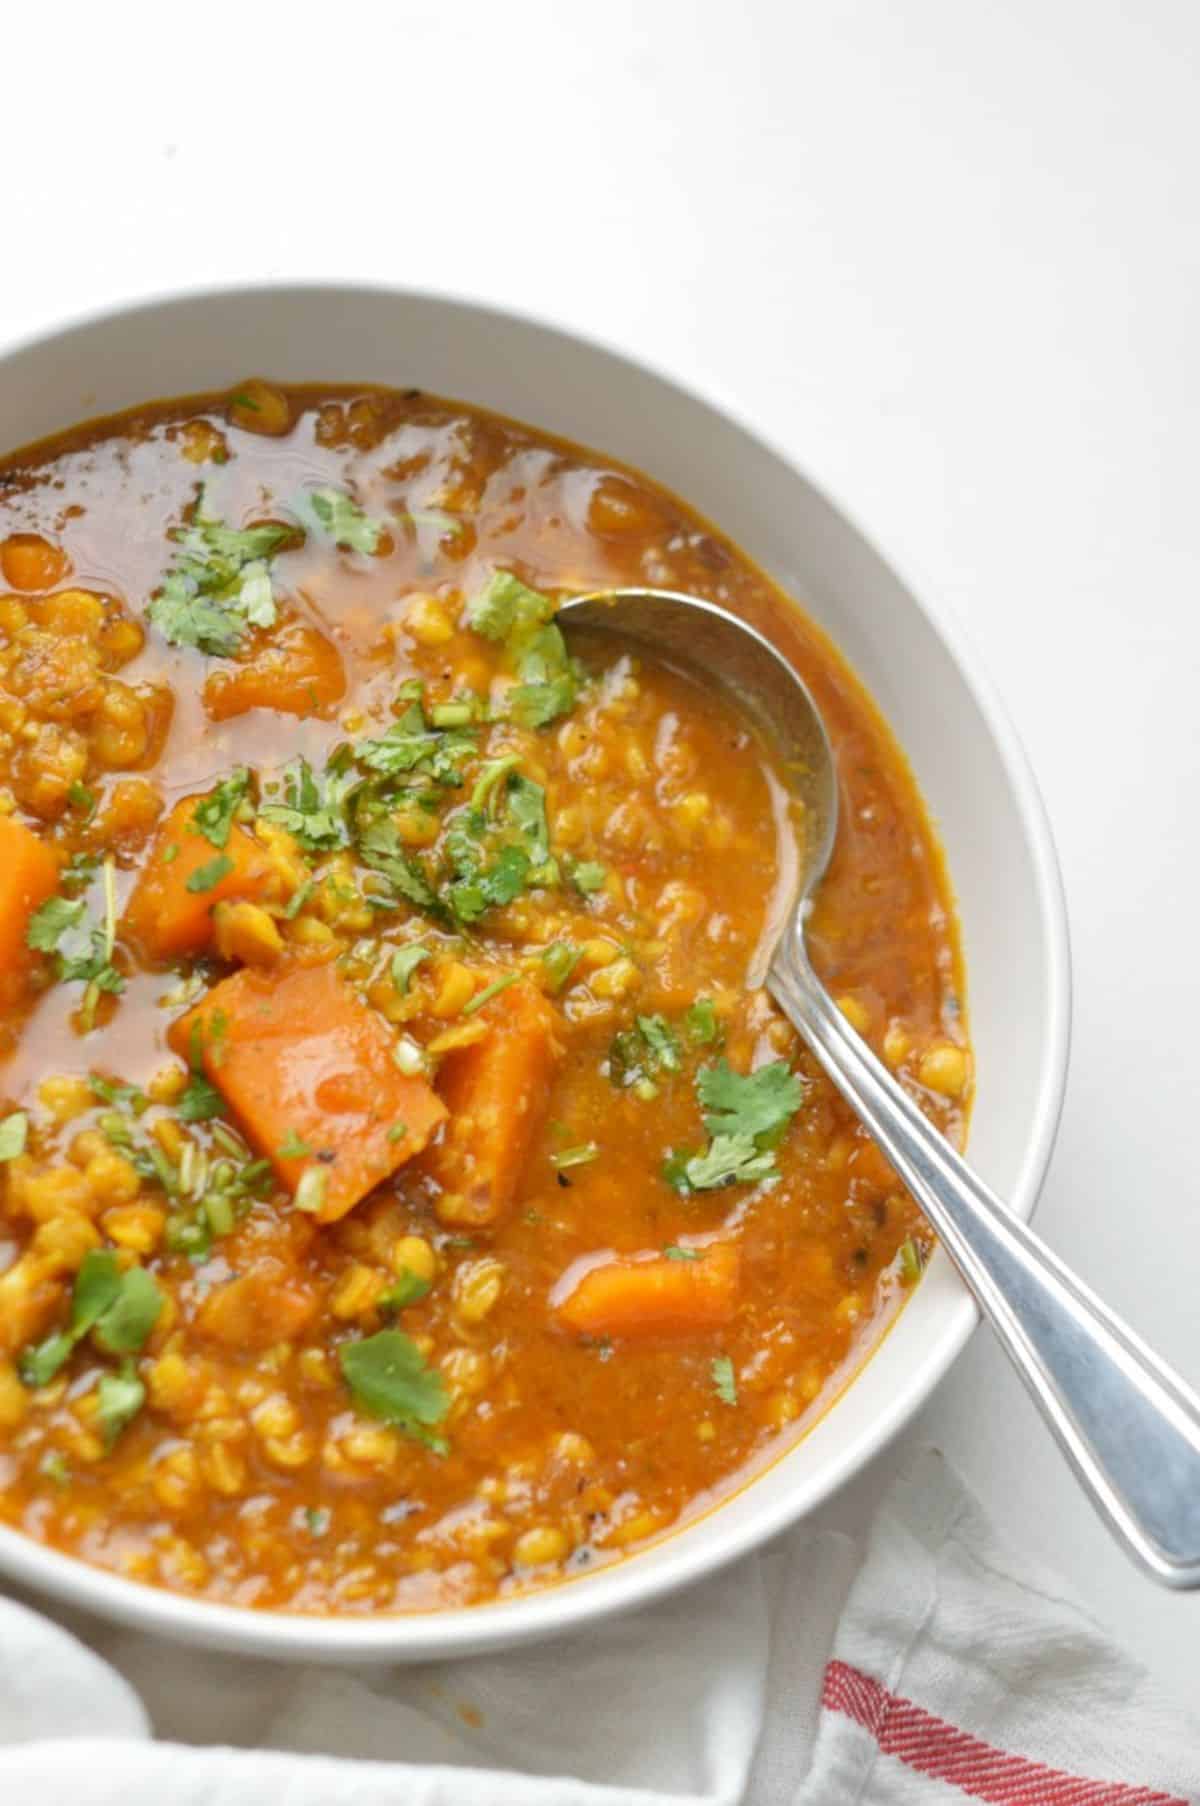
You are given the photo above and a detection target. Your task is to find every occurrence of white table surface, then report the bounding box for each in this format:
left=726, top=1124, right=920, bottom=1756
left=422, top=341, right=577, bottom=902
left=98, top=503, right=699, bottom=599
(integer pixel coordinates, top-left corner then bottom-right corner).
left=3, top=0, right=1197, bottom=1706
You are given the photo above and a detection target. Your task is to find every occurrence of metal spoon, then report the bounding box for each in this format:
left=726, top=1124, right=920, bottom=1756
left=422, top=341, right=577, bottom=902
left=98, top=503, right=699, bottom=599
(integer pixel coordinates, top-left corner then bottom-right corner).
left=560, top=586, right=1200, bottom=1588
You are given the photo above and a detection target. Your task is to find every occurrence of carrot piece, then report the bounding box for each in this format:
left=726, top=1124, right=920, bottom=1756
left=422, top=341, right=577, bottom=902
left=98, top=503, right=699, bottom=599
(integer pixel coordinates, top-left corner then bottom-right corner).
left=428, top=980, right=561, bottom=1226
left=0, top=534, right=70, bottom=592
left=123, top=795, right=295, bottom=962
left=196, top=1263, right=320, bottom=1351
left=168, top=961, right=448, bottom=1223
left=203, top=617, right=346, bottom=721
left=0, top=815, right=61, bottom=1006
left=554, top=1243, right=741, bottom=1341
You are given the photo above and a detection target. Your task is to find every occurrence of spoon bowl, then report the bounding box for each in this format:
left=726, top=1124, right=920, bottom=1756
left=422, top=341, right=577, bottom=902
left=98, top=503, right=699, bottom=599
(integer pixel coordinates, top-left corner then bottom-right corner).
left=562, top=584, right=1200, bottom=1590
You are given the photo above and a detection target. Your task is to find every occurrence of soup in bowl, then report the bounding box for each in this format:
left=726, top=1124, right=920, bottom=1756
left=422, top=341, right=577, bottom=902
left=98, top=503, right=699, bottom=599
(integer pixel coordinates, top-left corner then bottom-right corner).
left=0, top=287, right=1068, bottom=1659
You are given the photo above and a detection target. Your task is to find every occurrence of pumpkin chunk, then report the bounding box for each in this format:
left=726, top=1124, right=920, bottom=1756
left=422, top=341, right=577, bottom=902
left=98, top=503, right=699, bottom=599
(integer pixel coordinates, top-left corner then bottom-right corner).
left=554, top=1244, right=740, bottom=1340
left=123, top=795, right=297, bottom=961
left=428, top=980, right=561, bottom=1226
left=168, top=960, right=447, bottom=1223
left=0, top=815, right=61, bottom=1006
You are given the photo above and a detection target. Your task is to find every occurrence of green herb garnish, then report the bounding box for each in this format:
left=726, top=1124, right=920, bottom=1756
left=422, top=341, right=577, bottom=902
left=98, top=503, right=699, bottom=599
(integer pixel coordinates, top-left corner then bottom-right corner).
left=149, top=488, right=293, bottom=655
left=377, top=1269, right=432, bottom=1312
left=568, top=859, right=607, bottom=895
left=26, top=860, right=124, bottom=1026
left=95, top=1360, right=146, bottom=1447
left=711, top=1356, right=738, bottom=1407
left=685, top=998, right=722, bottom=1047
left=390, top=945, right=430, bottom=994
left=185, top=852, right=234, bottom=894
left=339, top=1328, right=450, bottom=1451
left=276, top=1130, right=315, bottom=1160
left=307, top=485, right=384, bottom=554
left=191, top=767, right=251, bottom=849
left=541, top=940, right=581, bottom=994
left=0, top=1112, right=28, bottom=1162
left=258, top=758, right=349, bottom=853
left=19, top=1251, right=162, bottom=1388
left=664, top=1245, right=699, bottom=1262
left=663, top=1058, right=806, bottom=1194
left=462, top=971, right=520, bottom=1016
left=464, top=571, right=578, bottom=728
left=550, top=1143, right=599, bottom=1169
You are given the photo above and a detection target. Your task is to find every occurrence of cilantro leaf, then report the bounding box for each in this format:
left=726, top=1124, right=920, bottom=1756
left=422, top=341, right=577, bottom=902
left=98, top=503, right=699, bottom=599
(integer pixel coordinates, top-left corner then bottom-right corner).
left=505, top=772, right=551, bottom=868
left=685, top=998, right=722, bottom=1047
left=0, top=1112, right=28, bottom=1162
left=70, top=1250, right=124, bottom=1335
left=464, top=570, right=554, bottom=641
left=711, top=1356, right=738, bottom=1407
left=609, top=1015, right=679, bottom=1091
left=258, top=758, right=349, bottom=853
left=177, top=1071, right=225, bottom=1123
left=696, top=1059, right=806, bottom=1143
left=339, top=1329, right=450, bottom=1448
left=149, top=491, right=292, bottom=655
left=390, top=945, right=430, bottom=993
left=636, top=1015, right=681, bottom=1074
left=464, top=574, right=577, bottom=728
left=185, top=852, right=234, bottom=894
left=568, top=859, right=607, bottom=894
left=667, top=1133, right=779, bottom=1194
left=307, top=485, right=384, bottom=554
left=95, top=1360, right=146, bottom=1448
left=27, top=896, right=86, bottom=953
left=664, top=1245, right=699, bottom=1261
left=355, top=706, right=475, bottom=786
left=276, top=1129, right=314, bottom=1160
left=26, top=877, right=124, bottom=1022
left=19, top=1332, right=74, bottom=1389
left=541, top=940, right=581, bottom=994
left=91, top=1266, right=163, bottom=1355
left=191, top=767, right=251, bottom=848
left=378, top=1270, right=432, bottom=1313
left=357, top=817, right=444, bottom=916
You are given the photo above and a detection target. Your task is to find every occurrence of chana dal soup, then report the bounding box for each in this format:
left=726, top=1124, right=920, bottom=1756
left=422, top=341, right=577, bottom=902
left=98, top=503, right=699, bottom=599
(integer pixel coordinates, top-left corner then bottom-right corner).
left=0, top=383, right=969, bottom=1614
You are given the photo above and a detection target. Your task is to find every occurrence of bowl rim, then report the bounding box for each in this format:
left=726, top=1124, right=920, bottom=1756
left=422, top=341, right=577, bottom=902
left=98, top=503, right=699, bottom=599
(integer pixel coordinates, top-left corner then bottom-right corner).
left=0, top=278, right=1072, bottom=1660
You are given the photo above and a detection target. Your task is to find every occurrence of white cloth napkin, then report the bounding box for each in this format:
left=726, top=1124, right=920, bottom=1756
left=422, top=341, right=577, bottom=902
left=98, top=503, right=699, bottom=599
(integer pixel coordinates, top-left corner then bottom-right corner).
left=1, top=1448, right=1196, bottom=1804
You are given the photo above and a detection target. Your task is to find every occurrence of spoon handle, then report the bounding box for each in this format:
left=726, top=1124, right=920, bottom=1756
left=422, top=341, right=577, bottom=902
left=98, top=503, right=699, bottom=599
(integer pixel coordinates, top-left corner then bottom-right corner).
left=769, top=936, right=1200, bottom=1587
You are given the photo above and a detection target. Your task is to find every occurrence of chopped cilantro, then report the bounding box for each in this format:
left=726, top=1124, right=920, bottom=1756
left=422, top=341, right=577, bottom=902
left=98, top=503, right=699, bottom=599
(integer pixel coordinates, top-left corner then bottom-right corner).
left=378, top=1268, right=431, bottom=1312
left=303, top=1505, right=331, bottom=1536
left=88, top=1074, right=148, bottom=1115
left=191, top=767, right=251, bottom=848
left=355, top=698, right=475, bottom=787
left=550, top=1143, right=599, bottom=1169
left=464, top=570, right=554, bottom=641
left=91, top=1266, right=163, bottom=1356
left=307, top=485, right=384, bottom=554
left=685, top=998, right=722, bottom=1047
left=505, top=772, right=552, bottom=869
left=149, top=488, right=292, bottom=655
left=185, top=852, right=234, bottom=894
left=357, top=816, right=444, bottom=916
left=19, top=1251, right=162, bottom=1388
left=609, top=1014, right=679, bottom=1091
left=95, top=1361, right=146, bottom=1448
left=463, top=971, right=520, bottom=1016
left=276, top=1130, right=315, bottom=1160
left=67, top=781, right=96, bottom=818
left=294, top=1168, right=329, bottom=1215
left=390, top=944, right=430, bottom=993
left=697, top=1058, right=806, bottom=1143
left=664, top=1245, right=699, bottom=1262
left=339, top=1328, right=450, bottom=1451
left=569, top=859, right=607, bottom=894
left=39, top=1451, right=70, bottom=1488
left=711, top=1356, right=738, bottom=1407
left=284, top=877, right=315, bottom=919
left=26, top=866, right=124, bottom=1026
left=663, top=1057, right=806, bottom=1194
left=899, top=1238, right=925, bottom=1285
left=0, top=1112, right=28, bottom=1162
left=258, top=758, right=349, bottom=853
left=178, top=1061, right=224, bottom=1119
left=541, top=940, right=581, bottom=994
left=667, top=1133, right=779, bottom=1193
left=386, top=1120, right=409, bottom=1144
left=464, top=572, right=577, bottom=728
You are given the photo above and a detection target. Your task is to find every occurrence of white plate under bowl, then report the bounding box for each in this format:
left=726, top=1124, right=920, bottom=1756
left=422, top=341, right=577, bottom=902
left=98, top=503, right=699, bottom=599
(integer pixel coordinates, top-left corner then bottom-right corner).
left=0, top=284, right=1070, bottom=1661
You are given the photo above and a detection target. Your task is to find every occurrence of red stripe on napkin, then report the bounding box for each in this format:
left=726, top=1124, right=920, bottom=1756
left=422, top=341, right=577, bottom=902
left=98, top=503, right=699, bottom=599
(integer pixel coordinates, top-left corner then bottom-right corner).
left=821, top=1659, right=1187, bottom=1805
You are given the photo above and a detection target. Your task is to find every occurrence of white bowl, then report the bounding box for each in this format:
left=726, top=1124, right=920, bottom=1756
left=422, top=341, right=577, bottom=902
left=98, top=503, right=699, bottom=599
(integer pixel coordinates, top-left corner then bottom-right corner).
left=0, top=284, right=1070, bottom=1661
